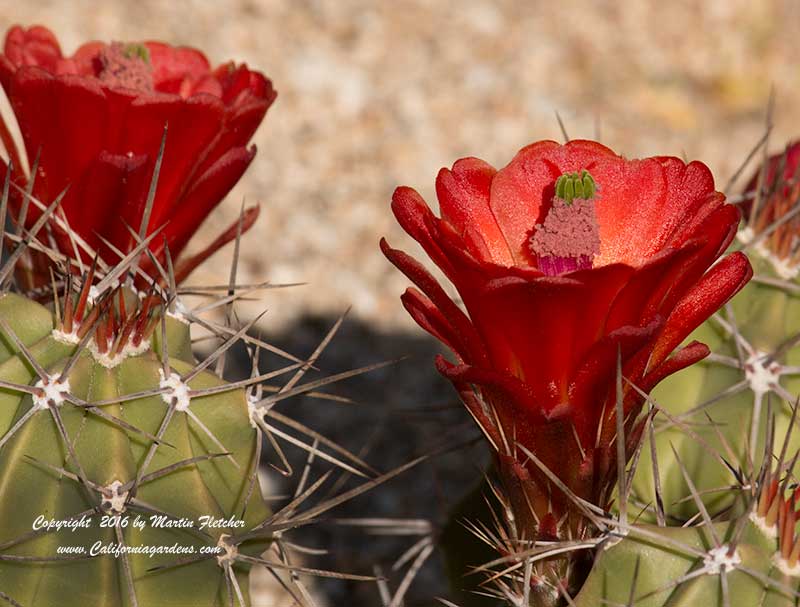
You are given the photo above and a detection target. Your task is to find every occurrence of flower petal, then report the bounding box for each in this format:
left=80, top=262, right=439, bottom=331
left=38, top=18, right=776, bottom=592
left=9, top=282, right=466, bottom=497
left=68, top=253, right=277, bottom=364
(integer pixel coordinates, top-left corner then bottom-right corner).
left=569, top=317, right=663, bottom=442
left=145, top=41, right=212, bottom=94
left=435, top=157, right=513, bottom=265
left=158, top=145, right=255, bottom=259
left=649, top=251, right=753, bottom=370
left=381, top=237, right=488, bottom=365
left=593, top=157, right=721, bottom=267
left=640, top=340, right=710, bottom=394
left=400, top=288, right=464, bottom=359
left=466, top=264, right=633, bottom=411
left=3, top=25, right=62, bottom=70
left=9, top=68, right=109, bottom=204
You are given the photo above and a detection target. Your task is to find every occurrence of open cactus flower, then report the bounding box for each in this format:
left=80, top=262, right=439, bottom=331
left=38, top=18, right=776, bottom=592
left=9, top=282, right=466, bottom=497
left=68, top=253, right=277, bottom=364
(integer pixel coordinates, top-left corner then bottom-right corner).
left=0, top=25, right=276, bottom=290
left=383, top=139, right=753, bottom=602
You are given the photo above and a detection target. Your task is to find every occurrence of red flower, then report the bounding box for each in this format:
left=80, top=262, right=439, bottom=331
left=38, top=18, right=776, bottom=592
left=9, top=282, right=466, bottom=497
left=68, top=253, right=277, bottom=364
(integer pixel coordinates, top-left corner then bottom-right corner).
left=0, top=25, right=276, bottom=288
left=382, top=140, right=752, bottom=539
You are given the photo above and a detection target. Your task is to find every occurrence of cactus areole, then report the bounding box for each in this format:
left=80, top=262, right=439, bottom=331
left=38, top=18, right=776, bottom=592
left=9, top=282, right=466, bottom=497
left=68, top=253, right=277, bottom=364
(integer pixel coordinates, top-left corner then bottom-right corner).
left=0, top=25, right=276, bottom=290
left=382, top=139, right=753, bottom=603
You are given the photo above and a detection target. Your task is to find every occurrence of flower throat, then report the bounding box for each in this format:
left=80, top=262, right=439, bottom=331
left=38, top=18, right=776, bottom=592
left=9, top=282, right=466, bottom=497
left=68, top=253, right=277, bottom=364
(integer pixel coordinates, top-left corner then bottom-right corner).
left=528, top=169, right=601, bottom=276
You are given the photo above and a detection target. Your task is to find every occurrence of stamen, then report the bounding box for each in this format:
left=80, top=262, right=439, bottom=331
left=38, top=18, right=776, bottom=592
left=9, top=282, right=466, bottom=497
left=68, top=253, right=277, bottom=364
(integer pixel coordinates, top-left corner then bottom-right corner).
left=96, top=42, right=154, bottom=91
left=529, top=170, right=601, bottom=276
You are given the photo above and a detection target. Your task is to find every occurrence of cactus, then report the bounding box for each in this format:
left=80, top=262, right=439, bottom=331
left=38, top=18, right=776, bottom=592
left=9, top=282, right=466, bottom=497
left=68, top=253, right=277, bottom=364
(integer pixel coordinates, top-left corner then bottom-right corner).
left=0, top=26, right=283, bottom=605
left=378, top=134, right=800, bottom=607
left=573, top=519, right=793, bottom=606
left=631, top=141, right=800, bottom=523
left=0, top=256, right=279, bottom=606
left=0, top=203, right=398, bottom=605
left=382, top=139, right=758, bottom=605
left=441, top=382, right=800, bottom=607
left=0, top=23, right=414, bottom=607
left=492, top=397, right=800, bottom=607
left=6, top=18, right=800, bottom=607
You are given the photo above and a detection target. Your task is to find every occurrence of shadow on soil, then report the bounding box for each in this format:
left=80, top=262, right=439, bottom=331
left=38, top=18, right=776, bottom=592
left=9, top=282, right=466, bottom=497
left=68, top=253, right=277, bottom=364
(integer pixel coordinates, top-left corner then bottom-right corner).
left=224, top=314, right=492, bottom=606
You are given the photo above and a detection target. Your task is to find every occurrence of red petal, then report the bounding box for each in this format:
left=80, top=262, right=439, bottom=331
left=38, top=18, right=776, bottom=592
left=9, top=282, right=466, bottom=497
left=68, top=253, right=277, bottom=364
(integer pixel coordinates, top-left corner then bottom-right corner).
left=604, top=244, right=700, bottom=332
left=401, top=288, right=464, bottom=358
left=390, top=185, right=458, bottom=278
left=0, top=54, right=15, bottom=91
left=569, top=317, right=663, bottom=442
left=69, top=41, right=106, bottom=76
left=145, top=41, right=211, bottom=93
left=467, top=264, right=633, bottom=411
left=158, top=145, right=255, bottom=259
left=119, top=93, right=224, bottom=226
left=435, top=356, right=545, bottom=426
left=3, top=25, right=62, bottom=70
left=649, top=251, right=752, bottom=370
left=0, top=101, right=23, bottom=176
left=640, top=341, right=710, bottom=393
left=381, top=237, right=488, bottom=365
left=432, top=212, right=545, bottom=285
left=195, top=94, right=271, bottom=177
left=9, top=69, right=109, bottom=205
left=67, top=151, right=151, bottom=254
left=641, top=203, right=741, bottom=320
left=214, top=62, right=275, bottom=106
left=593, top=157, right=721, bottom=267
left=435, top=157, right=513, bottom=265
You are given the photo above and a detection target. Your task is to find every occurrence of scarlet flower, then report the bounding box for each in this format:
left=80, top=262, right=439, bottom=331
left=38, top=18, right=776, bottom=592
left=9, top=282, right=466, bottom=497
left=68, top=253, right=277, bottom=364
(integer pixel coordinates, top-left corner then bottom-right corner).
left=382, top=140, right=752, bottom=542
left=0, top=25, right=276, bottom=288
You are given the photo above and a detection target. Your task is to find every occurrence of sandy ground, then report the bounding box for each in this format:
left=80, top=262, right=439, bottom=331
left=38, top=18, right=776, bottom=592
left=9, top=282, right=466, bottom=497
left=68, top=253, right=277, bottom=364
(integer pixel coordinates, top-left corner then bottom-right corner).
left=1, top=1, right=799, bottom=605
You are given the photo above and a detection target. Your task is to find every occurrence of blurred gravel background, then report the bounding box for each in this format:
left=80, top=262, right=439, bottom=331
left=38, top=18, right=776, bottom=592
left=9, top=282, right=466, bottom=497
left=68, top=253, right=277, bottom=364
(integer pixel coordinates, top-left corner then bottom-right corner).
left=1, top=1, right=799, bottom=605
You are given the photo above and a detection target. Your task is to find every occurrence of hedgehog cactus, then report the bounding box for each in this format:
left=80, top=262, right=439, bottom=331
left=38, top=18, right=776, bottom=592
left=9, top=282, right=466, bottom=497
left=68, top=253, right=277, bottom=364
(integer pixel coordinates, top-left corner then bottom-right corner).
left=5, top=18, right=800, bottom=607
left=382, top=139, right=753, bottom=605
left=468, top=447, right=800, bottom=607
left=573, top=520, right=797, bottom=606
left=571, top=414, right=800, bottom=607
left=0, top=24, right=284, bottom=607
left=0, top=273, right=274, bottom=606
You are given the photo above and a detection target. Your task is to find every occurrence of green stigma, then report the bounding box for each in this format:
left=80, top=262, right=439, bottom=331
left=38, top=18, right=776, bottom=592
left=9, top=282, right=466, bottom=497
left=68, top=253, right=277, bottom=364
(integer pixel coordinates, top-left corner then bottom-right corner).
left=122, top=43, right=150, bottom=64
left=554, top=169, right=596, bottom=205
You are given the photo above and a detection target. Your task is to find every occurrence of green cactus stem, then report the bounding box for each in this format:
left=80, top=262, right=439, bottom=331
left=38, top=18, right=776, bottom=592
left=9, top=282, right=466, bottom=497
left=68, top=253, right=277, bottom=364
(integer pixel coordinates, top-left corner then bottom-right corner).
left=572, top=520, right=793, bottom=606
left=0, top=272, right=272, bottom=606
